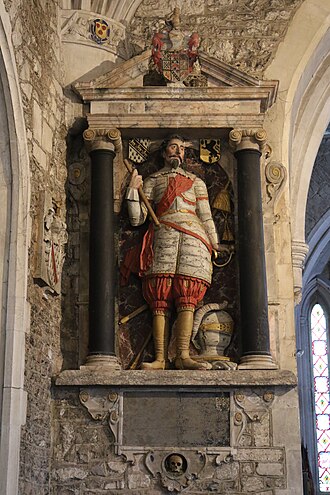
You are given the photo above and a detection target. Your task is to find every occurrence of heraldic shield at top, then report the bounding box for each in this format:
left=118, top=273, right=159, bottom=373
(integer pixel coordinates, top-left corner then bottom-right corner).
left=151, top=7, right=200, bottom=84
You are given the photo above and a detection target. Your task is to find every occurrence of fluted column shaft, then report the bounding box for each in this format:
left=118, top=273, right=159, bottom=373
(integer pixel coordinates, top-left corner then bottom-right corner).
left=82, top=128, right=122, bottom=369
left=229, top=129, right=277, bottom=369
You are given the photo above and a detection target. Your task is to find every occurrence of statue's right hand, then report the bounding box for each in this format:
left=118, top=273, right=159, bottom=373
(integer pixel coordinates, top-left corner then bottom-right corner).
left=129, top=169, right=143, bottom=189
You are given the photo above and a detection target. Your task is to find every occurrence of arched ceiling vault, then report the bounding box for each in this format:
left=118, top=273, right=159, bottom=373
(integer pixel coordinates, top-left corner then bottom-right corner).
left=60, top=0, right=143, bottom=23
left=61, top=0, right=303, bottom=77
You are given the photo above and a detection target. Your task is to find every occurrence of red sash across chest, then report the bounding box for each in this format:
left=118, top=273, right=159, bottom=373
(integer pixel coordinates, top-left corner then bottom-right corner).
left=120, top=174, right=212, bottom=283
left=140, top=174, right=212, bottom=274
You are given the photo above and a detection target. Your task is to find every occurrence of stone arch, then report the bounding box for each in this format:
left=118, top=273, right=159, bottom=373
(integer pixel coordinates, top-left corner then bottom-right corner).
left=0, top=3, right=30, bottom=494
left=263, top=0, right=330, bottom=306
left=265, top=0, right=330, bottom=244
left=303, top=211, right=330, bottom=285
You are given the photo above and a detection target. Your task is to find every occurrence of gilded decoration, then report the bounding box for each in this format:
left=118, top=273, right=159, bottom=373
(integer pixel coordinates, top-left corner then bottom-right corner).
left=199, top=139, right=221, bottom=164
left=83, top=127, right=122, bottom=153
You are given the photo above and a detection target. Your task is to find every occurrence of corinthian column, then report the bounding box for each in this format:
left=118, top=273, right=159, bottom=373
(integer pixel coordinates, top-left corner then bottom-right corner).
left=82, top=128, right=122, bottom=370
left=229, top=129, right=277, bottom=369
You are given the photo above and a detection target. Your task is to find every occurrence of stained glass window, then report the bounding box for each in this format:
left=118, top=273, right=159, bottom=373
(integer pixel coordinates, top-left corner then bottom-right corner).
left=311, top=303, right=330, bottom=492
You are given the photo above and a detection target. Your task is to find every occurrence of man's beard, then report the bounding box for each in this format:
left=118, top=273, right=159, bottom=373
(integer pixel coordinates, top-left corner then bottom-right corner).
left=169, top=156, right=182, bottom=169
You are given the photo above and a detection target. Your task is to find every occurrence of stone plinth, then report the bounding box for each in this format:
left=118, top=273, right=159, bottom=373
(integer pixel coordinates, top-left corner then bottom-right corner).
left=55, top=369, right=296, bottom=387
left=52, top=370, right=300, bottom=494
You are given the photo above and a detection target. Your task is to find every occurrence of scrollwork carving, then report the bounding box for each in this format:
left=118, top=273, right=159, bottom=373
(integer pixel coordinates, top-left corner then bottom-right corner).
left=265, top=161, right=287, bottom=207
left=232, top=389, right=275, bottom=447
left=83, top=127, right=122, bottom=154
left=79, top=389, right=121, bottom=447
left=229, top=128, right=268, bottom=153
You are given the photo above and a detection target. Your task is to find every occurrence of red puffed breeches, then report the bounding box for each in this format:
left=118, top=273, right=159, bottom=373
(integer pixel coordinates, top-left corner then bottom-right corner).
left=142, top=275, right=208, bottom=315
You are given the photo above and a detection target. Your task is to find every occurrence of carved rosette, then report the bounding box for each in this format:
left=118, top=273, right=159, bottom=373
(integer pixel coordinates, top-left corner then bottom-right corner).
left=83, top=127, right=122, bottom=153
left=292, top=240, right=309, bottom=305
left=229, top=128, right=268, bottom=153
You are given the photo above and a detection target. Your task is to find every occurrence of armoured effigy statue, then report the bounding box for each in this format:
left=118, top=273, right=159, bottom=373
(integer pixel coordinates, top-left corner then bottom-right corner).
left=125, top=135, right=225, bottom=370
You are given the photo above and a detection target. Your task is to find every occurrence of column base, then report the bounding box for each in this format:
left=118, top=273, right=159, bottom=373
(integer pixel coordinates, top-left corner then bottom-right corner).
left=238, top=354, right=278, bottom=370
left=81, top=354, right=122, bottom=371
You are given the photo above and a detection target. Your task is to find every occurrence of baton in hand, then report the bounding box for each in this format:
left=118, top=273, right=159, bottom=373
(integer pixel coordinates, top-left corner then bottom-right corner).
left=124, top=159, right=160, bottom=226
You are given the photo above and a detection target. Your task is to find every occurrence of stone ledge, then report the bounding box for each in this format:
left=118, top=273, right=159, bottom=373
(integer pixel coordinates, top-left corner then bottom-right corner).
left=54, top=369, right=297, bottom=388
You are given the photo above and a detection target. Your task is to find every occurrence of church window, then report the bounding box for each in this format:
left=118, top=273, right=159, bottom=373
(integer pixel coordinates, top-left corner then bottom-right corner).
left=311, top=302, right=330, bottom=492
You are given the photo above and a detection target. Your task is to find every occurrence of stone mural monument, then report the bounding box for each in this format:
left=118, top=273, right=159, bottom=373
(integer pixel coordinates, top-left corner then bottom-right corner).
left=53, top=6, right=299, bottom=494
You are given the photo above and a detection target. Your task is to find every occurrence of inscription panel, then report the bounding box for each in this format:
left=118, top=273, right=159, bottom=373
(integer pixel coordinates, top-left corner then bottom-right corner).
left=123, top=391, right=230, bottom=447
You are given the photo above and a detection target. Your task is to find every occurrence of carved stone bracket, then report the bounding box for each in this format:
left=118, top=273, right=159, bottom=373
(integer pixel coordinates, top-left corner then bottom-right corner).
left=265, top=161, right=287, bottom=207
left=292, top=240, right=309, bottom=305
left=232, top=389, right=275, bottom=446
left=79, top=389, right=121, bottom=448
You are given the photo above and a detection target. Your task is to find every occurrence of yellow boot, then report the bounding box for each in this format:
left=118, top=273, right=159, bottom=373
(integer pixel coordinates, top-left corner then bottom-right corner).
left=141, top=314, right=169, bottom=370
left=174, top=309, right=211, bottom=370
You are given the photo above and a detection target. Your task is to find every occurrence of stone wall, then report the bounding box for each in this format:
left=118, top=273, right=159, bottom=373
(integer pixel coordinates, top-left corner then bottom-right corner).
left=129, top=0, right=303, bottom=77
left=3, top=1, right=67, bottom=493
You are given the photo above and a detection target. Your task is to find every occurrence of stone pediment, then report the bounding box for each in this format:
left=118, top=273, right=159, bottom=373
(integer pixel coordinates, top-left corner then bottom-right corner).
left=74, top=49, right=278, bottom=130
left=76, top=49, right=264, bottom=89
left=75, top=49, right=278, bottom=108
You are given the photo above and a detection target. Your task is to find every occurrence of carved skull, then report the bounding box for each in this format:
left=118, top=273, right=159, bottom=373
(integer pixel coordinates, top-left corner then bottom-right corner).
left=169, top=454, right=183, bottom=474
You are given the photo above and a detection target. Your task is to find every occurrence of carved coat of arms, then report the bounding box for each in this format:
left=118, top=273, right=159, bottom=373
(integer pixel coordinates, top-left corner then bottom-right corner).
left=151, top=8, right=200, bottom=84
left=90, top=18, right=110, bottom=44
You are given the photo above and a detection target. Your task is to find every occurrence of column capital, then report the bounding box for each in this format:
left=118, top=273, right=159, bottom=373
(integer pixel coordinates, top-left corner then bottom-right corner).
left=83, top=127, right=122, bottom=154
left=229, top=128, right=268, bottom=153
left=292, top=240, right=309, bottom=305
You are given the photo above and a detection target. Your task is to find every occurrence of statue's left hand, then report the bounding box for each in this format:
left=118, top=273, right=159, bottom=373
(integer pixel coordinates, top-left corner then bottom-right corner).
left=212, top=244, right=235, bottom=267
left=213, top=244, right=234, bottom=255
